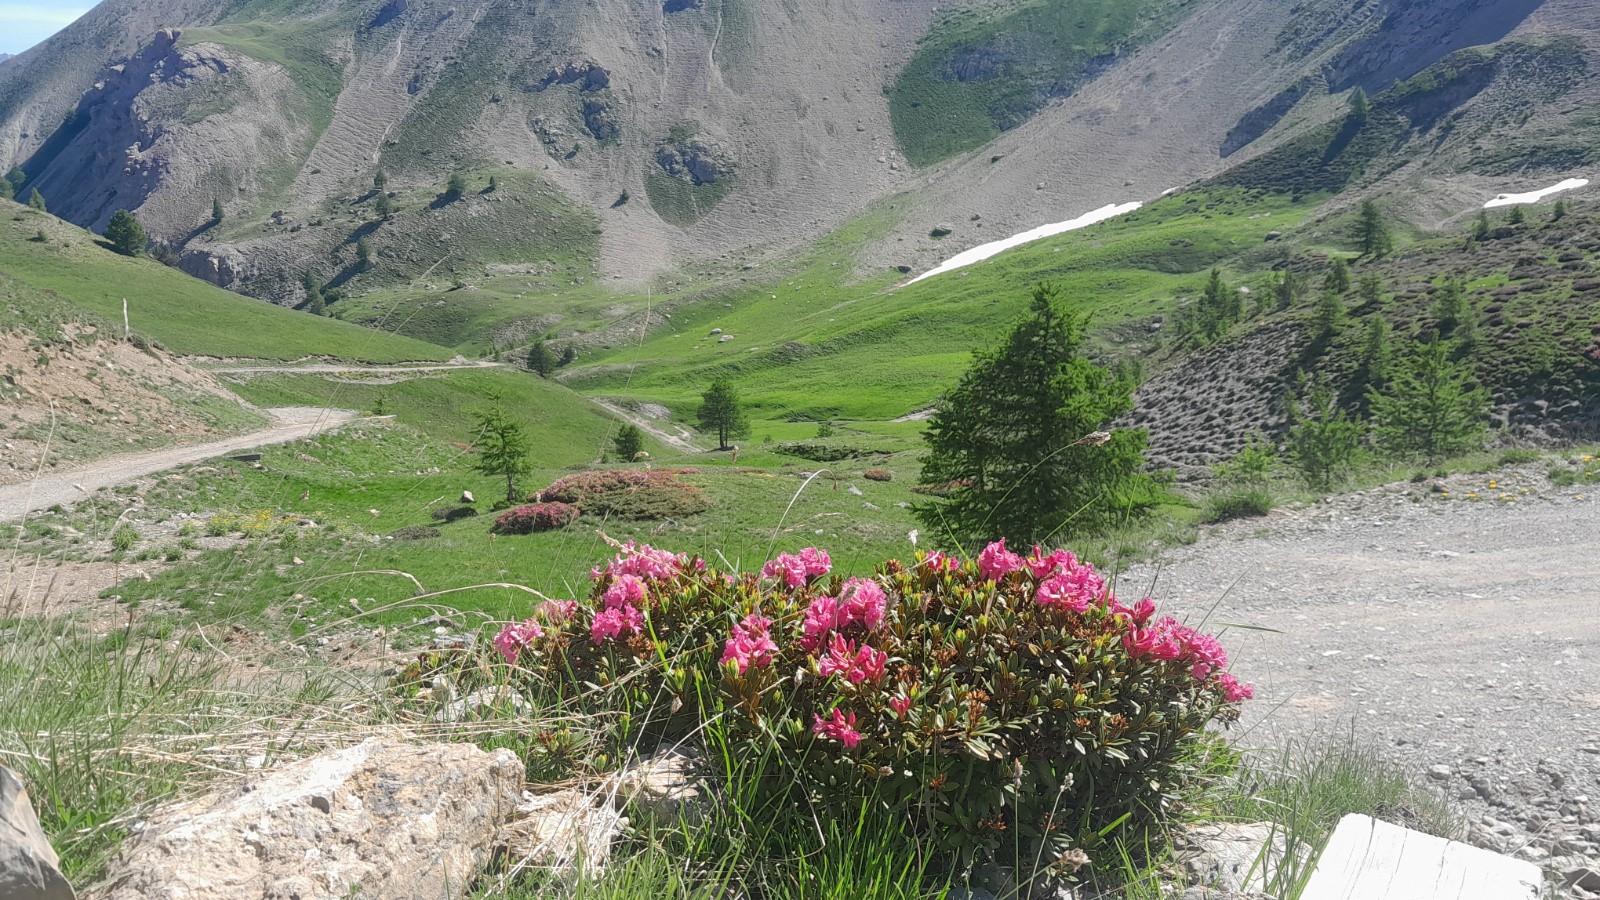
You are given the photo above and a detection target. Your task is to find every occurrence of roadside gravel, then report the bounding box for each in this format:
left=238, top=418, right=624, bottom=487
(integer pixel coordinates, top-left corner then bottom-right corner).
left=1122, top=465, right=1600, bottom=894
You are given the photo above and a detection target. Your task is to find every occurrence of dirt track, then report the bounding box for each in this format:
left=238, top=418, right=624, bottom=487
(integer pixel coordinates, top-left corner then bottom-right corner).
left=0, top=407, right=358, bottom=523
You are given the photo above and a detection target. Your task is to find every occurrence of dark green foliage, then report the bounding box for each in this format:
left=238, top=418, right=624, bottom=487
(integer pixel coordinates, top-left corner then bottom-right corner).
left=356, top=237, right=372, bottom=266
left=373, top=192, right=394, bottom=218
left=1211, top=432, right=1277, bottom=485
left=373, top=170, right=387, bottom=190
left=211, top=198, right=224, bottom=223
left=538, top=469, right=708, bottom=519
left=0, top=177, right=11, bottom=202
left=1429, top=277, right=1469, bottom=337
left=470, top=400, right=532, bottom=502
left=525, top=340, right=556, bottom=377
left=103, top=210, right=145, bottom=257
left=1357, top=199, right=1392, bottom=258
left=300, top=272, right=325, bottom=315
left=1358, top=310, right=1393, bottom=389
left=613, top=423, right=645, bottom=461
left=1285, top=379, right=1365, bottom=490
left=1368, top=337, right=1489, bottom=463
left=28, top=188, right=46, bottom=212
left=1202, top=488, right=1274, bottom=523
left=1473, top=210, right=1491, bottom=240
left=1274, top=269, right=1301, bottom=312
left=487, top=175, right=499, bottom=192
left=1348, top=87, right=1370, bottom=120
left=4, top=166, right=24, bottom=194
left=444, top=172, right=467, bottom=201
left=1357, top=274, right=1385, bottom=309
left=1323, top=258, right=1351, bottom=294
left=1506, top=205, right=1526, bottom=226
left=1552, top=198, right=1569, bottom=221
left=1178, top=268, right=1241, bottom=344
left=917, top=284, right=1151, bottom=545
left=697, top=378, right=749, bottom=450
left=1312, top=288, right=1344, bottom=338
left=559, top=344, right=577, bottom=366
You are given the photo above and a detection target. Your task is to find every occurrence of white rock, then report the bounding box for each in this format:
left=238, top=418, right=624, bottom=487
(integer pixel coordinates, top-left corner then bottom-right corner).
left=98, top=739, right=522, bottom=900
left=0, top=765, right=75, bottom=900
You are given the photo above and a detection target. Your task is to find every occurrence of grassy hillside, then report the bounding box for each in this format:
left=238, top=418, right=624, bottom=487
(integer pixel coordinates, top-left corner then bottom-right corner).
left=890, top=0, right=1197, bottom=166
left=0, top=202, right=451, bottom=361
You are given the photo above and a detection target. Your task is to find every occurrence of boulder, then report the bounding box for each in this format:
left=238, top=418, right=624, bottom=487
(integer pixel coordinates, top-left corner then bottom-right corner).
left=1177, top=822, right=1288, bottom=893
left=500, top=789, right=625, bottom=880
left=98, top=739, right=522, bottom=900
left=607, top=746, right=707, bottom=826
left=0, top=765, right=75, bottom=900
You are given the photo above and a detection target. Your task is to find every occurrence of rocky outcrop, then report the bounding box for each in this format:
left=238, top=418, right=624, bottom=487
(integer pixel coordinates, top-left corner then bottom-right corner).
left=536, top=61, right=611, bottom=93
left=1322, top=0, right=1547, bottom=94
left=0, top=766, right=74, bottom=900
left=655, top=137, right=735, bottom=185
left=97, top=739, right=523, bottom=900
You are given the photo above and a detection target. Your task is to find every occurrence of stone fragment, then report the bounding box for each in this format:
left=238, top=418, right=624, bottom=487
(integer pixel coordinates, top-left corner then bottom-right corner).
left=1177, top=822, right=1288, bottom=893
left=0, top=766, right=75, bottom=900
left=500, top=789, right=625, bottom=879
left=99, top=739, right=522, bottom=900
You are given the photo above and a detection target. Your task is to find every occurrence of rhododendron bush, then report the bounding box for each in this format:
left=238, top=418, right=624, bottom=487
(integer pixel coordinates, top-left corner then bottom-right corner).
left=491, top=540, right=1251, bottom=870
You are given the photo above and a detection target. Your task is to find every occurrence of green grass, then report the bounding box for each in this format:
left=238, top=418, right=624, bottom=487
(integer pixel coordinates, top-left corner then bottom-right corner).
left=889, top=0, right=1195, bottom=166
left=644, top=173, right=734, bottom=227
left=0, top=202, right=451, bottom=361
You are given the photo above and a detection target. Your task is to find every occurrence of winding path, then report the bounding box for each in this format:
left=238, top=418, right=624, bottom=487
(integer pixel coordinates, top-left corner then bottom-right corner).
left=0, top=407, right=359, bottom=523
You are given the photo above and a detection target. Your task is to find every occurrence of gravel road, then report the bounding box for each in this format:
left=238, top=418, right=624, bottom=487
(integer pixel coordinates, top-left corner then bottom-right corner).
left=0, top=407, right=358, bottom=523
left=1122, top=467, right=1600, bottom=892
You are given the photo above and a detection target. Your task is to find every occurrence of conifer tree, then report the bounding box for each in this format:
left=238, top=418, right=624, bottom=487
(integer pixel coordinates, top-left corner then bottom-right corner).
left=1274, top=269, right=1300, bottom=312
left=374, top=192, right=394, bottom=218
left=1312, top=288, right=1344, bottom=338
left=1348, top=88, right=1370, bottom=121
left=103, top=210, right=145, bottom=256
left=916, top=284, right=1150, bottom=545
left=1552, top=198, right=1569, bottom=222
left=356, top=237, right=372, bottom=267
left=1506, top=205, right=1526, bottom=226
left=1359, top=310, right=1393, bottom=390
left=1473, top=209, right=1491, bottom=241
left=4, top=166, right=24, bottom=194
left=1285, top=378, right=1364, bottom=491
left=301, top=272, right=325, bottom=315
left=212, top=197, right=225, bottom=222
left=28, top=188, right=46, bottom=212
left=1358, top=274, right=1385, bottom=309
left=470, top=400, right=531, bottom=503
left=559, top=344, right=578, bottom=366
left=1368, top=336, right=1489, bottom=463
left=444, top=173, right=467, bottom=201
left=613, top=424, right=645, bottom=461
left=374, top=170, right=388, bottom=191
left=1357, top=199, right=1392, bottom=258
left=1323, top=257, right=1350, bottom=294
left=0, top=177, right=11, bottom=202
left=697, top=378, right=749, bottom=451
left=526, top=341, right=556, bottom=377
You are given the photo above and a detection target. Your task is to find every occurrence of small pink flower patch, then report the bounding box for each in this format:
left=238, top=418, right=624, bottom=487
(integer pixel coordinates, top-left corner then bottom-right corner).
left=920, top=550, right=959, bottom=573
left=492, top=618, right=543, bottom=665
left=592, top=542, right=687, bottom=582
left=1217, top=672, right=1254, bottom=703
left=721, top=612, right=779, bottom=674
left=978, top=539, right=1024, bottom=582
left=812, top=708, right=862, bottom=749
left=889, top=694, right=913, bottom=718
left=818, top=635, right=888, bottom=685
left=800, top=596, right=841, bottom=652
left=761, top=548, right=832, bottom=588
left=1035, top=561, right=1105, bottom=612
left=838, top=577, right=886, bottom=630
left=1026, top=545, right=1078, bottom=579
left=604, top=574, right=647, bottom=608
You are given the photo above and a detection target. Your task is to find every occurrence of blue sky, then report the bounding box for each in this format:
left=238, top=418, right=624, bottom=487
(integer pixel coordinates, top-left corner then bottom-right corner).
left=0, top=1, right=95, bottom=56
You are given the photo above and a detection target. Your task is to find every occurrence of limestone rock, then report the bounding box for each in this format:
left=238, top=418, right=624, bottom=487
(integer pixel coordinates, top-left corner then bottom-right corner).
left=500, top=789, right=626, bottom=879
left=1178, top=822, right=1289, bottom=893
left=0, top=765, right=75, bottom=900
left=608, top=746, right=706, bottom=826
left=98, top=739, right=522, bottom=900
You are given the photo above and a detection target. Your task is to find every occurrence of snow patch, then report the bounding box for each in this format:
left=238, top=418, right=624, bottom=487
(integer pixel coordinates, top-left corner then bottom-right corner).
left=1483, top=178, right=1588, bottom=209
left=906, top=202, right=1143, bottom=285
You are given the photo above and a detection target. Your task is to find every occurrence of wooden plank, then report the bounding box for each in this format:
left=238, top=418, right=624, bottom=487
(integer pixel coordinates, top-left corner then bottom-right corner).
left=1300, top=814, right=1542, bottom=900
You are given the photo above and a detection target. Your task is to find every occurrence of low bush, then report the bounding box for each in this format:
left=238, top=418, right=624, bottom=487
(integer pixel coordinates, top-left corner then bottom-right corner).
left=1202, top=488, right=1274, bottom=524
left=494, top=502, right=580, bottom=534
left=536, top=469, right=708, bottom=520
left=773, top=440, right=888, bottom=462
left=110, top=525, right=139, bottom=553
left=1497, top=449, right=1540, bottom=467
left=862, top=468, right=893, bottom=482
left=489, top=540, right=1252, bottom=880
left=389, top=525, right=443, bottom=540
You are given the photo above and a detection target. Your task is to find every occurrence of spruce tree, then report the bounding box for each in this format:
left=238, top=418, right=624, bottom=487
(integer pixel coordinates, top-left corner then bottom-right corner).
left=1368, top=336, right=1489, bottom=463
left=444, top=173, right=467, bottom=201
left=374, top=192, right=394, bottom=218
left=470, top=400, right=532, bottom=503
left=1552, top=199, right=1569, bottom=222
left=1323, top=257, right=1350, bottom=294
left=0, top=177, right=11, bottom=202
left=356, top=237, right=372, bottom=267
left=1357, top=199, right=1392, bottom=258
left=916, top=283, right=1150, bottom=545
left=1430, top=277, right=1468, bottom=337
left=559, top=344, right=577, bottom=366
left=526, top=341, right=556, bottom=377
left=1274, top=269, right=1300, bottom=312
left=28, top=188, right=46, bottom=212
left=1506, top=205, right=1526, bottom=226
left=613, top=424, right=645, bottom=461
left=212, top=197, right=225, bottom=222
left=1473, top=209, right=1491, bottom=241
left=697, top=378, right=749, bottom=451
left=1359, top=310, right=1393, bottom=390
left=1358, top=274, right=1385, bottom=309
left=4, top=166, right=25, bottom=194
left=1312, top=288, right=1344, bottom=338
left=1285, top=378, right=1364, bottom=491
left=301, top=272, right=325, bottom=315
left=1348, top=88, right=1370, bottom=121
left=103, top=210, right=146, bottom=256
left=374, top=170, right=388, bottom=191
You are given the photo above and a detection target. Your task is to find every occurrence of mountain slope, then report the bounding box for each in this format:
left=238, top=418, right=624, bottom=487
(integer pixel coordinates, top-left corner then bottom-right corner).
left=3, top=0, right=1592, bottom=304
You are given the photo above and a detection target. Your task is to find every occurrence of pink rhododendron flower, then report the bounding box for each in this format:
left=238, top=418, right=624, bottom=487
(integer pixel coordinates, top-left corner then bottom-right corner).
left=1026, top=545, right=1078, bottom=579
left=1124, top=616, right=1184, bottom=660
left=603, top=574, right=647, bottom=609
left=538, top=600, right=579, bottom=622
left=1125, top=597, right=1156, bottom=626
left=1182, top=631, right=1229, bottom=680
left=1216, top=672, right=1254, bottom=703
left=761, top=553, right=809, bottom=588
left=593, top=542, right=686, bottom=582
left=721, top=612, right=779, bottom=674
left=889, top=694, right=913, bottom=717
left=812, top=708, right=862, bottom=749
left=492, top=618, right=543, bottom=665
left=799, top=547, right=832, bottom=577
left=590, top=604, right=646, bottom=645
left=1035, top=562, right=1105, bottom=612
left=800, top=595, right=841, bottom=652
left=838, top=577, right=886, bottom=630
left=818, top=635, right=888, bottom=684
left=920, top=550, right=959, bottom=573
left=977, top=539, right=1024, bottom=582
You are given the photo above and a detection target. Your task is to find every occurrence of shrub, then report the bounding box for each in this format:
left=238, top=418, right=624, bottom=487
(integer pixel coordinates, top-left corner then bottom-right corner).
left=536, top=469, right=708, bottom=520
left=1202, top=488, right=1274, bottom=524
left=110, top=525, right=139, bottom=553
left=1497, top=449, right=1539, bottom=467
left=494, top=502, right=580, bottom=534
left=862, top=468, right=893, bottom=482
left=430, top=505, right=479, bottom=523
left=389, top=525, right=443, bottom=540
left=490, top=540, right=1252, bottom=877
